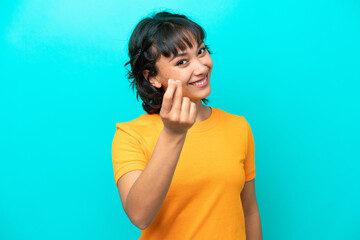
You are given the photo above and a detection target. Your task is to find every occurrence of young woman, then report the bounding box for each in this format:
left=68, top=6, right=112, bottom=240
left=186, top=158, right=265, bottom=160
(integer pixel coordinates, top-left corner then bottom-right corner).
left=112, top=11, right=262, bottom=240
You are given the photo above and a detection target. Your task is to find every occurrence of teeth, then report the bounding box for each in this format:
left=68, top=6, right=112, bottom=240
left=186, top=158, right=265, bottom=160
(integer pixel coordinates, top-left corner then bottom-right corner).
left=191, top=77, right=207, bottom=86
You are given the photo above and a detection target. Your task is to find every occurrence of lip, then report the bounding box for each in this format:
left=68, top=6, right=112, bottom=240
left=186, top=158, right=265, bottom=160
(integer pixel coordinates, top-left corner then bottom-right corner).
left=189, top=74, right=208, bottom=84
left=188, top=75, right=208, bottom=88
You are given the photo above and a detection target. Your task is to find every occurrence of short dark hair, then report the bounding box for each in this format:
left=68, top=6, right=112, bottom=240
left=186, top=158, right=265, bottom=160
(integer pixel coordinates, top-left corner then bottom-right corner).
left=125, top=11, right=211, bottom=114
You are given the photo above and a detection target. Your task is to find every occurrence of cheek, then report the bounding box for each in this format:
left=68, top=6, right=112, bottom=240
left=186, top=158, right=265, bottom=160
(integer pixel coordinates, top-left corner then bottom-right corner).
left=207, top=56, right=214, bottom=69
left=157, top=70, right=177, bottom=86
left=167, top=70, right=191, bottom=82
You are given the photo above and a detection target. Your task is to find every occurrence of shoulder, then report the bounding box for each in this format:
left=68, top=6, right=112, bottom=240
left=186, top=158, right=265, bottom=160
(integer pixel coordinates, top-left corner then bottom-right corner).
left=215, top=107, right=248, bottom=127
left=115, top=113, right=162, bottom=138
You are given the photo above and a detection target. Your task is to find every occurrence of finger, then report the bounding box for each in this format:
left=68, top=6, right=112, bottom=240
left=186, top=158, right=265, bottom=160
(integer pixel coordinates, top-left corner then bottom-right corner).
left=189, top=102, right=197, bottom=123
left=170, top=80, right=182, bottom=115
left=180, top=97, right=190, bottom=122
left=161, top=79, right=176, bottom=114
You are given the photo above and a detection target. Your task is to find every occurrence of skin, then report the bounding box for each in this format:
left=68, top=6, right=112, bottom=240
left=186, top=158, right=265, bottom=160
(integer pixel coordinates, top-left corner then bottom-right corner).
left=118, top=36, right=262, bottom=238
left=241, top=179, right=263, bottom=240
left=118, top=80, right=196, bottom=229
left=143, top=39, right=213, bottom=123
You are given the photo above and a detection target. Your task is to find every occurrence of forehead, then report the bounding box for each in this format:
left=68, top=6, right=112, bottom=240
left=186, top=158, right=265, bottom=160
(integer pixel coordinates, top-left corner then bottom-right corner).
left=156, top=41, right=203, bottom=65
left=153, top=29, right=203, bottom=57
left=157, top=40, right=204, bottom=63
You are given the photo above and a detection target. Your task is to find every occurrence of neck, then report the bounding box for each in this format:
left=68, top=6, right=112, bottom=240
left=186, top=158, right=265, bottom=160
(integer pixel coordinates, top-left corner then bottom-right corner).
left=191, top=99, right=211, bottom=123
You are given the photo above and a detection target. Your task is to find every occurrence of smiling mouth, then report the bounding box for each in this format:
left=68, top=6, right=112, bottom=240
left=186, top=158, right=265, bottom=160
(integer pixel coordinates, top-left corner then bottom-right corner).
left=189, top=74, right=208, bottom=85
left=188, top=75, right=209, bottom=88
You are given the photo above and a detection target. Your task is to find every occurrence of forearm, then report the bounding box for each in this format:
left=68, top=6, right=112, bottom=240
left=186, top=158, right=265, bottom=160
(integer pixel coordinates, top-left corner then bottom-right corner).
left=125, top=128, right=187, bottom=229
left=244, top=211, right=262, bottom=240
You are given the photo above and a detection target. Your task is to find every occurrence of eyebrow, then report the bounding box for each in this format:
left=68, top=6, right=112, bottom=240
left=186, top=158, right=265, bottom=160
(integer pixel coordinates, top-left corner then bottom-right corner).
left=169, top=42, right=205, bottom=62
left=169, top=52, right=188, bottom=62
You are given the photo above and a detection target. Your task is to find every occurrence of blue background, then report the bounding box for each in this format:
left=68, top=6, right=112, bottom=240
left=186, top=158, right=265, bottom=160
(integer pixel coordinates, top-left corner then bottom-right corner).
left=1, top=0, right=359, bottom=239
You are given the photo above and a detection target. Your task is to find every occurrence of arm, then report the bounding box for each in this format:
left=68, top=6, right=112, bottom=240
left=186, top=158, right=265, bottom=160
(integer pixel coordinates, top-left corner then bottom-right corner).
left=241, top=178, right=263, bottom=240
left=119, top=128, right=187, bottom=229
left=117, top=79, right=196, bottom=230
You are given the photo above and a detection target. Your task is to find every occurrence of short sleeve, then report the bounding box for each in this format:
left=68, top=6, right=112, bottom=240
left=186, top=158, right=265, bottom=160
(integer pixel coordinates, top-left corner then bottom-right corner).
left=244, top=121, right=256, bottom=182
left=111, top=124, right=147, bottom=186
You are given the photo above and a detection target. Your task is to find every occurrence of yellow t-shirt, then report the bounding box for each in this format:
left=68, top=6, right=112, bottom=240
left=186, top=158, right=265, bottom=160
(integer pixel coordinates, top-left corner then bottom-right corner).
left=112, top=107, right=256, bottom=239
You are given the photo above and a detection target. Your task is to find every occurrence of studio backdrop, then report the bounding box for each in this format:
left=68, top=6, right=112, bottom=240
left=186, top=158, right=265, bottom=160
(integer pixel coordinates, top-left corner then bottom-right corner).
left=0, top=0, right=359, bottom=239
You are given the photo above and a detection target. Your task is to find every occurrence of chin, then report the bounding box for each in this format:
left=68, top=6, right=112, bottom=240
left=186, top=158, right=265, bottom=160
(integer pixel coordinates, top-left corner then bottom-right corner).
left=191, top=87, right=212, bottom=101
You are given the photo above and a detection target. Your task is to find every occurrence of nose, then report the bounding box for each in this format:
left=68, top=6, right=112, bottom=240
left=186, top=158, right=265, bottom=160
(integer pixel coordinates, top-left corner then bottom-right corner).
left=193, top=58, right=208, bottom=76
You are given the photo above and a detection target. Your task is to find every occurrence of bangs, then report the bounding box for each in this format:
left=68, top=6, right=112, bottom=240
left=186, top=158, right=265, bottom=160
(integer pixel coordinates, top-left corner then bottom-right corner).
left=154, top=21, right=205, bottom=58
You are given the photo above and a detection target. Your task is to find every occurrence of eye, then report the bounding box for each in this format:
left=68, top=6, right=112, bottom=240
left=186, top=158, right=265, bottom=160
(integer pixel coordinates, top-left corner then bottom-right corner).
left=198, top=47, right=207, bottom=55
left=176, top=59, right=187, bottom=66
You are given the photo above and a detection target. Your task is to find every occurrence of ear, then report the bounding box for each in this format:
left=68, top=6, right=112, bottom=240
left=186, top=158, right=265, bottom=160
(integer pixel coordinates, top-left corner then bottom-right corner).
left=142, top=70, right=162, bottom=89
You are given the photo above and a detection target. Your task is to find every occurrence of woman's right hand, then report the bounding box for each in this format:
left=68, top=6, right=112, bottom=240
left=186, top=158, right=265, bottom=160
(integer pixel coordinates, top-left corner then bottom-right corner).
left=160, top=79, right=197, bottom=135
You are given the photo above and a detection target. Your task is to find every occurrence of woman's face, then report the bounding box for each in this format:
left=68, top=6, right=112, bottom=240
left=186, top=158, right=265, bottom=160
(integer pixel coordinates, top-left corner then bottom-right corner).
left=147, top=40, right=213, bottom=101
